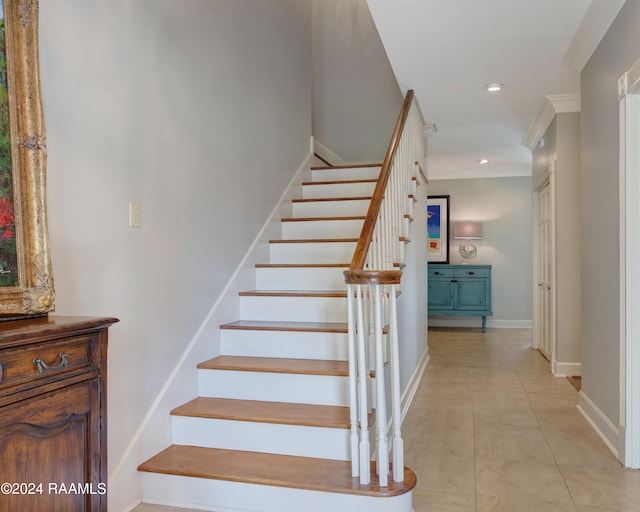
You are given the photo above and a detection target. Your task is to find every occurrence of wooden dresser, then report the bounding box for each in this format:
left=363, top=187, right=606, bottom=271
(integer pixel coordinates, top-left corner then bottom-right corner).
left=0, top=316, right=118, bottom=512
left=428, top=264, right=493, bottom=331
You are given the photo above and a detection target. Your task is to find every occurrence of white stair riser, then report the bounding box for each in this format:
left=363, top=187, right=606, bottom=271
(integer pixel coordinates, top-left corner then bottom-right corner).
left=269, top=241, right=356, bottom=264
left=221, top=329, right=349, bottom=360
left=255, top=267, right=347, bottom=290
left=139, top=473, right=413, bottom=512
left=198, top=369, right=349, bottom=406
left=292, top=199, right=370, bottom=218
left=172, top=416, right=350, bottom=460
left=302, top=182, right=376, bottom=199
left=311, top=167, right=381, bottom=182
left=281, top=219, right=363, bottom=239
left=240, top=295, right=346, bottom=322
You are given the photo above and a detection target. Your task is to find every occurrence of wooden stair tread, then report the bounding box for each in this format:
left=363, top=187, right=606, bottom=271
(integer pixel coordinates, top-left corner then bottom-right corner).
left=310, top=163, right=382, bottom=170
left=302, top=179, right=377, bottom=186
left=292, top=196, right=372, bottom=203
left=172, top=397, right=354, bottom=428
left=281, top=216, right=365, bottom=222
left=269, top=238, right=358, bottom=244
left=198, top=355, right=348, bottom=376
left=220, top=320, right=348, bottom=332
left=138, top=445, right=416, bottom=497
left=220, top=320, right=388, bottom=335
left=239, top=290, right=347, bottom=298
left=255, top=263, right=349, bottom=268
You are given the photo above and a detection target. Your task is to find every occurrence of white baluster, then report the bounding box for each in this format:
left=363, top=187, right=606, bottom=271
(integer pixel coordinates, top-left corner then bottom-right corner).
left=346, top=284, right=359, bottom=478
left=389, top=285, right=404, bottom=482
left=356, top=285, right=370, bottom=484
left=374, top=284, right=389, bottom=487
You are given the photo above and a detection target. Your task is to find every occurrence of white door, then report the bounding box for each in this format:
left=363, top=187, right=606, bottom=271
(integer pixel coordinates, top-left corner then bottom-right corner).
left=536, top=181, right=553, bottom=361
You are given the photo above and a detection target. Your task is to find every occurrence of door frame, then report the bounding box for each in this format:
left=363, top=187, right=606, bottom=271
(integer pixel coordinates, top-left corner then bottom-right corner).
left=532, top=161, right=557, bottom=367
left=618, top=59, right=640, bottom=469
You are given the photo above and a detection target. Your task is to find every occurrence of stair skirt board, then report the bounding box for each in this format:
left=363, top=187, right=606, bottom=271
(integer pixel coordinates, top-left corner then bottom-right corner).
left=139, top=472, right=413, bottom=512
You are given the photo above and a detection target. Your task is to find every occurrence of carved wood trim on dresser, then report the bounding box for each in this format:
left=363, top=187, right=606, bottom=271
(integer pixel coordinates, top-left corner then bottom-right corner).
left=0, top=315, right=118, bottom=512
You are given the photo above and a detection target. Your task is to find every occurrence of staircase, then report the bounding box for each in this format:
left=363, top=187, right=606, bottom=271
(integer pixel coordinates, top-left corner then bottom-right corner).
left=138, top=163, right=417, bottom=512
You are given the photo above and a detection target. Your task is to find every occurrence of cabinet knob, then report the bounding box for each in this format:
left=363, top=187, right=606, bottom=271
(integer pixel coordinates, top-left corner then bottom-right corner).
left=468, top=271, right=475, bottom=275
left=451, top=279, right=458, bottom=283
left=434, top=271, right=440, bottom=275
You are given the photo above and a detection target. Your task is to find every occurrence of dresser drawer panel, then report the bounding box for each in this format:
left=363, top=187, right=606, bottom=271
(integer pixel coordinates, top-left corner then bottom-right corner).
left=428, top=267, right=454, bottom=278
left=0, top=334, right=98, bottom=391
left=453, top=268, right=490, bottom=278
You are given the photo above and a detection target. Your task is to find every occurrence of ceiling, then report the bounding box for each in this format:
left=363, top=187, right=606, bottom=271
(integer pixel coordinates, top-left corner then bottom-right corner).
left=366, top=0, right=626, bottom=180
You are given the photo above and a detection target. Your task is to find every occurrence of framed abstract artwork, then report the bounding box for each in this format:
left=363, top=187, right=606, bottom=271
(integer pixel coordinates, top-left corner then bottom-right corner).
left=427, top=195, right=450, bottom=264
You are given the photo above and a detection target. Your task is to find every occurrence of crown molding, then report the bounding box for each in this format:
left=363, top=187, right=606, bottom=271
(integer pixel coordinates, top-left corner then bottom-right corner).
left=523, top=93, right=581, bottom=152
left=429, top=166, right=532, bottom=181
left=562, top=0, right=626, bottom=73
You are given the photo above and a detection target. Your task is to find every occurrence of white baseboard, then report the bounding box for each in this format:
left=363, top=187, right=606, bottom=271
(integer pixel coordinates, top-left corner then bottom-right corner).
left=428, top=317, right=532, bottom=329
left=577, top=390, right=620, bottom=460
left=401, top=348, right=430, bottom=420
left=312, top=139, right=346, bottom=167
left=552, top=361, right=581, bottom=377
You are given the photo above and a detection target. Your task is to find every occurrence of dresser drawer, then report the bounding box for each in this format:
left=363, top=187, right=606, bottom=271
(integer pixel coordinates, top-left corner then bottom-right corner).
left=428, top=267, right=454, bottom=278
left=453, top=268, right=490, bottom=278
left=0, top=334, right=98, bottom=392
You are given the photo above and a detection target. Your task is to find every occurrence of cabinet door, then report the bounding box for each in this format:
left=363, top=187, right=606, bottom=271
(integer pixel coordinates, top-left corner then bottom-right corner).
left=0, top=379, right=103, bottom=512
left=428, top=279, right=454, bottom=309
left=454, top=279, right=488, bottom=311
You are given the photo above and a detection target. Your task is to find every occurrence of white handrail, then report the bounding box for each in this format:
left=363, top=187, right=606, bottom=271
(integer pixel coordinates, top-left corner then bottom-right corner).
left=344, top=91, right=425, bottom=486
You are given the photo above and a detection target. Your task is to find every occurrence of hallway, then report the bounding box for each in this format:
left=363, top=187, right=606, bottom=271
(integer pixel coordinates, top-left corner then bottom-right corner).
left=406, top=327, right=640, bottom=511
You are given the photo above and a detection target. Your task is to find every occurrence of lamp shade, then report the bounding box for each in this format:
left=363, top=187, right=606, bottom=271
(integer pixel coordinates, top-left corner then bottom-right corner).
left=454, top=221, right=483, bottom=239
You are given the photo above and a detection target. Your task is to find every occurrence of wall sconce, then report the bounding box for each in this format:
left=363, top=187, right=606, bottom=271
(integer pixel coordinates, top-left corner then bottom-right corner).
left=454, top=221, right=483, bottom=260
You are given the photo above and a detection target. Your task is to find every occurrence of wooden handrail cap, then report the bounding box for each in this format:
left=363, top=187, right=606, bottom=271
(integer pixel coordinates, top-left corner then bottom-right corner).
left=343, top=269, right=402, bottom=285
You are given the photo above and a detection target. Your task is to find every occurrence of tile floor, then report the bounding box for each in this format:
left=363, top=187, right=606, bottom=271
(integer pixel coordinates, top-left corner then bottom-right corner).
left=406, top=327, right=640, bottom=511
left=132, top=327, right=640, bottom=512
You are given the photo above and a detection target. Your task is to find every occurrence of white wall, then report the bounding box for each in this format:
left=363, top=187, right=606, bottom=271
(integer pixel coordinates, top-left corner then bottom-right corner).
left=580, top=0, right=640, bottom=438
left=312, top=0, right=403, bottom=162
left=428, top=177, right=533, bottom=327
left=39, top=1, right=312, bottom=509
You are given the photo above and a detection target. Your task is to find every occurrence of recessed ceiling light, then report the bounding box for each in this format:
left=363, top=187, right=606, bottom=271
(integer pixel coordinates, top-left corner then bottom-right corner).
left=485, top=82, right=503, bottom=92
left=479, top=159, right=489, bottom=165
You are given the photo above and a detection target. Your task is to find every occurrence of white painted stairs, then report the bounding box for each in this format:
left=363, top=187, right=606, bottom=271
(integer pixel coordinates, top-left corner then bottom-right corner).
left=138, top=164, right=416, bottom=512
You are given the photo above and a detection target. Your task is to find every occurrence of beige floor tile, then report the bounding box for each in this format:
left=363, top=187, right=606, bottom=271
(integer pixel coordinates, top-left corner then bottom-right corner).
left=576, top=506, right=640, bottom=511
left=545, top=431, right=622, bottom=468
left=412, top=490, right=475, bottom=512
left=560, top=465, right=640, bottom=510
left=412, top=453, right=475, bottom=494
left=474, top=431, right=555, bottom=463
left=475, top=459, right=573, bottom=503
left=474, top=405, right=543, bottom=434
left=421, top=427, right=475, bottom=458
left=535, top=405, right=598, bottom=436
left=476, top=495, right=578, bottom=511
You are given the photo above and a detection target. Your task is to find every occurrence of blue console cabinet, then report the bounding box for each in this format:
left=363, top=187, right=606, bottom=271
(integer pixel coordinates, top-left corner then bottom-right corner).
left=428, top=264, right=493, bottom=331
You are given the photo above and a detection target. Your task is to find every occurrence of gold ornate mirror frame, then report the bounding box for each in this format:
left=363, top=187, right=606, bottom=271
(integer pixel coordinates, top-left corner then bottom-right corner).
left=0, top=0, right=54, bottom=317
